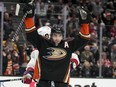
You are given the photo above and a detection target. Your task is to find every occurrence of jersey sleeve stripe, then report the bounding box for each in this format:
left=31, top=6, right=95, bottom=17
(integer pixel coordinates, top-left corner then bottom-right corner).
left=24, top=18, right=36, bottom=33
left=79, top=24, right=90, bottom=39
left=79, top=32, right=90, bottom=39
left=25, top=26, right=36, bottom=32
left=71, top=58, right=79, bottom=66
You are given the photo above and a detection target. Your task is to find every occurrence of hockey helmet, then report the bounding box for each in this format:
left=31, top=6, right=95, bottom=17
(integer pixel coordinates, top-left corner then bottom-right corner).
left=51, top=24, right=64, bottom=35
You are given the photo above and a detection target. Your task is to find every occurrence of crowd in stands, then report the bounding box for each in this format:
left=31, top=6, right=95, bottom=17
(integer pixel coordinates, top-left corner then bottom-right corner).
left=1, top=0, right=116, bottom=78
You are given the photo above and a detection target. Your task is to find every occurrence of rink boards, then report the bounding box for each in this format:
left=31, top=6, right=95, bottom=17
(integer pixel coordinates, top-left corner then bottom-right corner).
left=0, top=76, right=116, bottom=87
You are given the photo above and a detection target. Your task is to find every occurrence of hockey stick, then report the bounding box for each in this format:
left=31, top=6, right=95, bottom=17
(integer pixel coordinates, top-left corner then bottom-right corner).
left=0, top=78, right=23, bottom=82
left=12, top=12, right=27, bottom=41
left=11, top=0, right=35, bottom=41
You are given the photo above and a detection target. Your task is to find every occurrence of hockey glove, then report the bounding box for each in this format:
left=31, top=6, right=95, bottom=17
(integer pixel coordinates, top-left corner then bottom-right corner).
left=71, top=62, right=77, bottom=70
left=22, top=68, right=34, bottom=84
left=23, top=1, right=35, bottom=18
left=78, top=7, right=90, bottom=24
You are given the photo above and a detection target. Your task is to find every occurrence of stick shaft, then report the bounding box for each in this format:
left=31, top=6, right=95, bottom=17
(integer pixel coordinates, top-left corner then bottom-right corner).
left=0, top=78, right=23, bottom=82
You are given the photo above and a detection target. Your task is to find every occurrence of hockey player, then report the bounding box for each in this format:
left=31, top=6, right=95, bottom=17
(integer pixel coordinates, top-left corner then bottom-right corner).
left=23, top=26, right=80, bottom=84
left=22, top=1, right=90, bottom=87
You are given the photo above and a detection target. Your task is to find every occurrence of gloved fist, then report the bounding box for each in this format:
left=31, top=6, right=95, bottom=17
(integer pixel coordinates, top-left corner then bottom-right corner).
left=23, top=1, right=35, bottom=18
left=22, top=73, right=32, bottom=84
left=78, top=7, right=90, bottom=24
left=22, top=68, right=34, bottom=84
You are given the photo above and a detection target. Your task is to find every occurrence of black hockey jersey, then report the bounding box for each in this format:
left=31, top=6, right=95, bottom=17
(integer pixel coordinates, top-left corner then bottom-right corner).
left=24, top=18, right=90, bottom=83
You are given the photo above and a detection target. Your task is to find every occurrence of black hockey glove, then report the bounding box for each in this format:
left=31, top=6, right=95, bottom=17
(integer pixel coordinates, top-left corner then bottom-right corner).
left=78, top=7, right=90, bottom=24
left=23, top=1, right=35, bottom=18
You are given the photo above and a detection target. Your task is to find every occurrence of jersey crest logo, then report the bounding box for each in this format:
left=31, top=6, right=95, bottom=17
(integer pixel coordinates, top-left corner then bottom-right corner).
left=43, top=47, right=67, bottom=60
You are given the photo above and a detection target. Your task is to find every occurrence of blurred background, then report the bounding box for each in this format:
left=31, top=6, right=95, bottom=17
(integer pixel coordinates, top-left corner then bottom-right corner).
left=0, top=0, right=116, bottom=79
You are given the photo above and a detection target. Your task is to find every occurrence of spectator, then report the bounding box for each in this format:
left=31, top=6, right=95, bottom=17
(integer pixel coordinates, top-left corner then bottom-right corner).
left=38, top=2, right=47, bottom=17
left=2, top=35, right=21, bottom=75
left=97, top=52, right=112, bottom=78
left=112, top=61, right=116, bottom=78
left=90, top=17, right=99, bottom=32
left=3, top=11, right=14, bottom=40
left=92, top=0, right=103, bottom=17
left=80, top=45, right=95, bottom=64
left=105, top=1, right=116, bottom=14
left=46, top=4, right=54, bottom=19
left=102, top=11, right=114, bottom=37
left=81, top=61, right=93, bottom=77
left=4, top=52, right=13, bottom=76
left=89, top=42, right=99, bottom=63
left=66, top=13, right=78, bottom=38
left=12, top=49, right=20, bottom=75
left=110, top=19, right=116, bottom=39
left=2, top=49, right=8, bottom=74
left=110, top=44, right=116, bottom=62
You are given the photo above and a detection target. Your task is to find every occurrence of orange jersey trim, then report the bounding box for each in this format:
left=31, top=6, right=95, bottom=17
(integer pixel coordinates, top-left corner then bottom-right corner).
left=33, top=60, right=39, bottom=79
left=24, top=18, right=35, bottom=29
left=80, top=24, right=89, bottom=35
left=79, top=24, right=90, bottom=39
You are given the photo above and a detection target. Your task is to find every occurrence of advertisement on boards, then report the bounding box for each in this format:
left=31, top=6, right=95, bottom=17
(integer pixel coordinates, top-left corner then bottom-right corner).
left=0, top=76, right=116, bottom=87
left=69, top=78, right=116, bottom=87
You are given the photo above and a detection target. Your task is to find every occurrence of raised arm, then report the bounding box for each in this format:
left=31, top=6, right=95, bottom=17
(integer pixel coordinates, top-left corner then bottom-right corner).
left=78, top=7, right=90, bottom=39
left=69, top=7, right=90, bottom=52
left=23, top=2, right=44, bottom=48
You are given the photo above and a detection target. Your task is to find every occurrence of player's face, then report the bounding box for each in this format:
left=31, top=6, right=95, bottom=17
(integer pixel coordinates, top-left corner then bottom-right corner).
left=51, top=33, right=63, bottom=46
